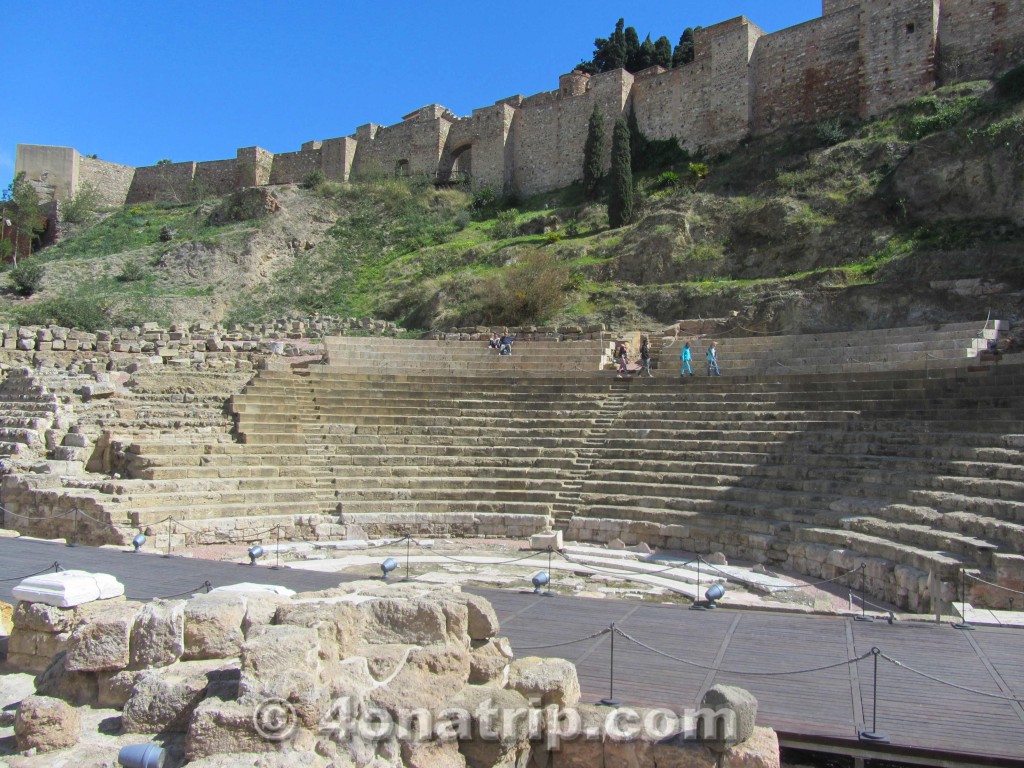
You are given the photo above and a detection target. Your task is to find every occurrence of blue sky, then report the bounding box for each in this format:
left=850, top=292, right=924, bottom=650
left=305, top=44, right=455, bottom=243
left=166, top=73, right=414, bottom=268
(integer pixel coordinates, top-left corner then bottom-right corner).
left=2, top=1, right=822, bottom=183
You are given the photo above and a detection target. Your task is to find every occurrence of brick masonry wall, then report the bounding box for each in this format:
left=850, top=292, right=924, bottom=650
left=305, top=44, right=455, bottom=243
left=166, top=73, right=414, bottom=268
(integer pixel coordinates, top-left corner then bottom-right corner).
left=126, top=162, right=197, bottom=204
left=268, top=149, right=322, bottom=185
left=236, top=147, right=274, bottom=187
left=77, top=156, right=135, bottom=207
left=859, top=0, right=940, bottom=118
left=751, top=10, right=862, bottom=133
left=19, top=0, right=1024, bottom=204
left=938, top=0, right=1024, bottom=82
left=194, top=159, right=239, bottom=196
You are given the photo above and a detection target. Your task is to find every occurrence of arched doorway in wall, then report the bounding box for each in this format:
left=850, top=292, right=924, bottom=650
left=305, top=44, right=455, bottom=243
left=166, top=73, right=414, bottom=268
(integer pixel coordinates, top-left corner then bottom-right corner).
left=436, top=144, right=472, bottom=186
left=395, top=159, right=410, bottom=178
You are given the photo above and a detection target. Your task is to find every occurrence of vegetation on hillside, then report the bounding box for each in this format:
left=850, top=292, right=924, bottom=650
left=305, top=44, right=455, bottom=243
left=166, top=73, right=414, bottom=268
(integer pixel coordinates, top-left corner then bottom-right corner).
left=576, top=18, right=696, bottom=75
left=2, top=67, right=1023, bottom=333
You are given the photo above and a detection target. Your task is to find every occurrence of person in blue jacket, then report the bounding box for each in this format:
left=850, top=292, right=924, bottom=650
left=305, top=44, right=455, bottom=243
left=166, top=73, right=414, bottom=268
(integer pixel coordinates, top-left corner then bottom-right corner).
left=680, top=342, right=694, bottom=377
left=706, top=341, right=721, bottom=376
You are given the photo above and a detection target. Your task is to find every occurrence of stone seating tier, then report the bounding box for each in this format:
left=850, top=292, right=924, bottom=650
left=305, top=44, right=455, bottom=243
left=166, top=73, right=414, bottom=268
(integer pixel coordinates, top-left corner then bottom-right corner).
left=3, top=323, right=1021, bottom=614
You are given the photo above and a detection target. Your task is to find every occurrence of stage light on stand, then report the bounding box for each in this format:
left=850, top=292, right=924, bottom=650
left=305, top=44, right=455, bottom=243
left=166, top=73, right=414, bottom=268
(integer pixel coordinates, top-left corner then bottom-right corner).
left=704, top=583, right=726, bottom=609
left=131, top=534, right=147, bottom=553
left=381, top=557, right=399, bottom=580
left=247, top=545, right=264, bottom=566
left=532, top=571, right=550, bottom=594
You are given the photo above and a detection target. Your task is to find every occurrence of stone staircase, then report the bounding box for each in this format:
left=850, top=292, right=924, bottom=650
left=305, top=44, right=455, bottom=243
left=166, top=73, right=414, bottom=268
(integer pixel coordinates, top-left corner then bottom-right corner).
left=3, top=323, right=1022, bottom=614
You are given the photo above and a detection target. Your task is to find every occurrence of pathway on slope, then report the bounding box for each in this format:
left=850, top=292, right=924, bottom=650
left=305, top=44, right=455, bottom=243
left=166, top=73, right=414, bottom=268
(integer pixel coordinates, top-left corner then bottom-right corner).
left=0, top=538, right=1022, bottom=765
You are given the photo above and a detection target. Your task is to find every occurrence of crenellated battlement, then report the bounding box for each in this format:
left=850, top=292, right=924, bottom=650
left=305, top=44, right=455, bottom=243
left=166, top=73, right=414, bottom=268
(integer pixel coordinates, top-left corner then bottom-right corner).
left=15, top=0, right=1024, bottom=206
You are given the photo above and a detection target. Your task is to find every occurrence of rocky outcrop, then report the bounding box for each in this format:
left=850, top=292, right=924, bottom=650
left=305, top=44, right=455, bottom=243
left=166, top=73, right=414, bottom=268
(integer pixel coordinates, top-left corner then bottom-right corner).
left=6, top=579, right=781, bottom=768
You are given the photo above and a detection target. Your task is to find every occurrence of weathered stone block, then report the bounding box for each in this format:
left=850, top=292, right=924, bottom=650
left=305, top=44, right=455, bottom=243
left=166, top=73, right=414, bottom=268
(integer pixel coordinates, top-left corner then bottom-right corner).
left=699, top=684, right=758, bottom=748
left=508, top=656, right=580, bottom=707
left=65, top=600, right=142, bottom=672
left=14, top=695, right=80, bottom=753
left=184, top=592, right=247, bottom=660
left=130, top=598, right=186, bottom=668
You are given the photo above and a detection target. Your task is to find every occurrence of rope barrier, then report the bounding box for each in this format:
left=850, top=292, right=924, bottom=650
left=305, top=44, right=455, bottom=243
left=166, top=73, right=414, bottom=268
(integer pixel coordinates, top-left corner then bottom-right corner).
left=126, top=580, right=214, bottom=602
left=515, top=627, right=612, bottom=651
left=0, top=561, right=62, bottom=582
left=965, top=571, right=1024, bottom=597
left=614, top=627, right=874, bottom=677
left=411, top=540, right=548, bottom=566
left=0, top=505, right=76, bottom=521
left=766, top=567, right=857, bottom=593
left=557, top=549, right=704, bottom=578
left=879, top=652, right=1024, bottom=703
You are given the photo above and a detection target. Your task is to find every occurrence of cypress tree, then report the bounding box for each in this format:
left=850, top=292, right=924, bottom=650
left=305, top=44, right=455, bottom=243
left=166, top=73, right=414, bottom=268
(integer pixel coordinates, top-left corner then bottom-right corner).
left=607, top=117, right=634, bottom=229
left=673, top=28, right=696, bottom=66
left=582, top=105, right=606, bottom=201
left=653, top=36, right=673, bottom=68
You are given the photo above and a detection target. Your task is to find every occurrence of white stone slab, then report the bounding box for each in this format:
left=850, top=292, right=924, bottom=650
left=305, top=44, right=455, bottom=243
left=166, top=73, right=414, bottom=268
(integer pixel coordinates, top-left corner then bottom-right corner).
left=211, top=582, right=296, bottom=596
left=13, top=570, right=124, bottom=608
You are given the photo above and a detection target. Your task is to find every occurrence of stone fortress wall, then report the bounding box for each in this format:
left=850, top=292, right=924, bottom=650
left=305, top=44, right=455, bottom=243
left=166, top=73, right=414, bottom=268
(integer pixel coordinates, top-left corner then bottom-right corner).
left=15, top=0, right=1024, bottom=206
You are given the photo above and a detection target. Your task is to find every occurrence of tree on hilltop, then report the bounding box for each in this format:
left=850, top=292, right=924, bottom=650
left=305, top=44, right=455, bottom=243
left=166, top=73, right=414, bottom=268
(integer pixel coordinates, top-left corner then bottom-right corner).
left=577, top=19, right=697, bottom=75
left=2, top=172, right=44, bottom=266
left=582, top=105, right=606, bottom=201
left=672, top=28, right=696, bottom=66
left=607, top=117, right=634, bottom=229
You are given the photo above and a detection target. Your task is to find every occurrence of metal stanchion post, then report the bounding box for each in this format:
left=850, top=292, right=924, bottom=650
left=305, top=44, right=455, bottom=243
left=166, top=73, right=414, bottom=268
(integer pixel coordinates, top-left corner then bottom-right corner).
left=599, top=625, right=621, bottom=707
left=859, top=648, right=890, bottom=743
left=272, top=526, right=283, bottom=570
left=953, top=567, right=975, bottom=630
left=164, top=519, right=173, bottom=558
left=405, top=535, right=412, bottom=582
left=855, top=564, right=873, bottom=623
left=547, top=546, right=553, bottom=595
left=66, top=509, right=79, bottom=548
left=690, top=557, right=706, bottom=610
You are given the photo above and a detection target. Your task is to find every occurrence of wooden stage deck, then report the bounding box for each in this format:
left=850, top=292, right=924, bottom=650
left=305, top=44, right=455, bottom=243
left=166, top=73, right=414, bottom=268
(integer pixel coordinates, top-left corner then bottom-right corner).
left=1, top=538, right=1023, bottom=765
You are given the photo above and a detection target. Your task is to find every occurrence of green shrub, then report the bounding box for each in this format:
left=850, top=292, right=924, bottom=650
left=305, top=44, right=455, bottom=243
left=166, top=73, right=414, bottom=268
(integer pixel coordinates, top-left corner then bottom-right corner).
left=815, top=118, right=849, bottom=146
left=472, top=250, right=569, bottom=325
left=301, top=169, right=327, bottom=190
left=10, top=260, right=45, bottom=296
left=61, top=183, right=101, bottom=224
left=471, top=187, right=499, bottom=219
left=491, top=209, right=520, bottom=240
left=117, top=258, right=148, bottom=283
left=14, top=297, right=109, bottom=331
left=996, top=63, right=1024, bottom=101
left=653, top=171, right=680, bottom=190
left=901, top=96, right=980, bottom=140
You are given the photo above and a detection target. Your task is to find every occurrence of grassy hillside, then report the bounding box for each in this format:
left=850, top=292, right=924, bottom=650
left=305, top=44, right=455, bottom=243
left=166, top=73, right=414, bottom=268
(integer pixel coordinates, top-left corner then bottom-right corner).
left=3, top=72, right=1023, bottom=333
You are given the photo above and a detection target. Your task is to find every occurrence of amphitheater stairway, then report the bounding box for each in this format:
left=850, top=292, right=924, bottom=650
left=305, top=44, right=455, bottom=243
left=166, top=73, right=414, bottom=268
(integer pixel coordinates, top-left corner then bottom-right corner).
left=11, top=322, right=1020, bottom=613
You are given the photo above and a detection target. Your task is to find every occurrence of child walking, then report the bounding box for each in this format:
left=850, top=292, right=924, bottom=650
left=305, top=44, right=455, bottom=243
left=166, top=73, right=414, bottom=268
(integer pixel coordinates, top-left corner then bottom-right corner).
left=680, top=342, right=694, bottom=377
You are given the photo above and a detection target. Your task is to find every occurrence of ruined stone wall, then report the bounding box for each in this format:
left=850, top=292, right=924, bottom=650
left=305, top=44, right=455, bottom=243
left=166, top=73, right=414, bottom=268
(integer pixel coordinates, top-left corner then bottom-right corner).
left=17, top=0, right=1024, bottom=204
left=235, top=146, right=274, bottom=187
left=751, top=10, right=862, bottom=134
left=126, top=162, right=197, bottom=204
left=511, top=70, right=630, bottom=196
left=194, top=159, right=239, bottom=197
left=77, top=156, right=134, bottom=207
left=14, top=145, right=77, bottom=202
left=859, top=0, right=940, bottom=118
left=938, top=0, right=1024, bottom=82
left=350, top=108, right=453, bottom=180
left=321, top=136, right=357, bottom=182
left=268, top=148, right=322, bottom=185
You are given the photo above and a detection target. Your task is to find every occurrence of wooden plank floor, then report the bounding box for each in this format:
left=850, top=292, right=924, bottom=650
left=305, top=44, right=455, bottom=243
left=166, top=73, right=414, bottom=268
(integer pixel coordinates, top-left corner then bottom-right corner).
left=2, top=539, right=1023, bottom=763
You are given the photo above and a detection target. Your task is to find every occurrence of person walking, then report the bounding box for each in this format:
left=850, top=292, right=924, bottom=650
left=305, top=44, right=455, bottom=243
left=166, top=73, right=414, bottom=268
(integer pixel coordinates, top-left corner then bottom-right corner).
left=706, top=341, right=721, bottom=377
left=640, top=335, right=653, bottom=378
left=680, top=342, right=694, bottom=377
